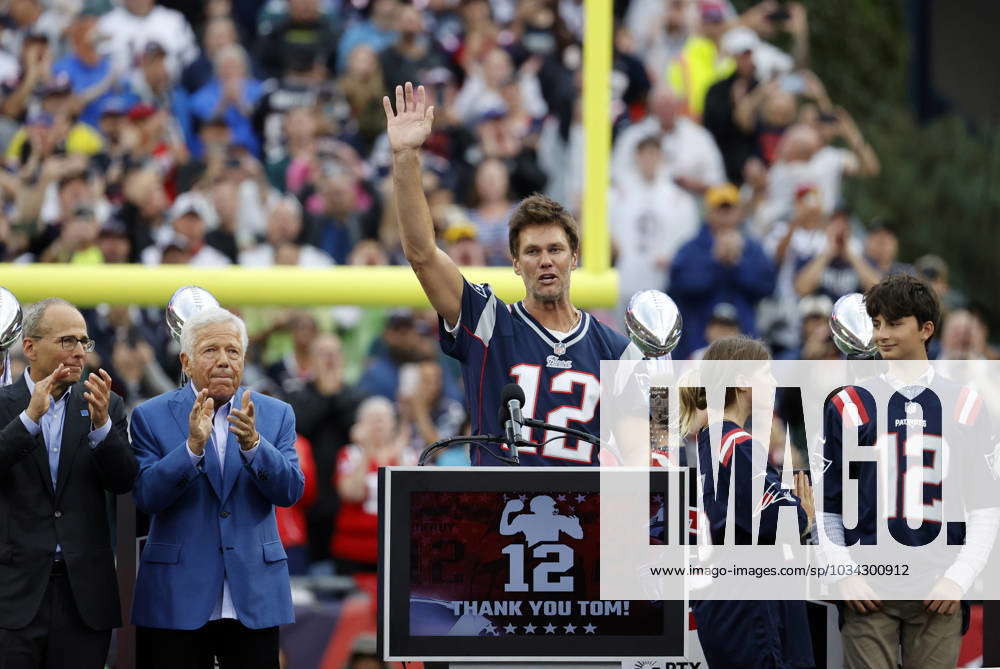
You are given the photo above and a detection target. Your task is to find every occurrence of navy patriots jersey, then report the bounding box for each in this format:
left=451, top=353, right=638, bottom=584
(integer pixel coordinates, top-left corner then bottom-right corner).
left=697, top=420, right=808, bottom=545
left=823, top=370, right=995, bottom=549
left=693, top=421, right=813, bottom=668
left=439, top=279, right=641, bottom=466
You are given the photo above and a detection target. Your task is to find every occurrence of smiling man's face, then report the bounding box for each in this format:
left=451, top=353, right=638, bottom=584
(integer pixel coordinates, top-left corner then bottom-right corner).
left=23, top=303, right=89, bottom=385
left=512, top=224, right=577, bottom=304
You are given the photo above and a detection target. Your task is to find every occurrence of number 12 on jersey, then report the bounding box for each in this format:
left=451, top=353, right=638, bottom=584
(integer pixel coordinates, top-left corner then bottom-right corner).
left=509, top=364, right=600, bottom=463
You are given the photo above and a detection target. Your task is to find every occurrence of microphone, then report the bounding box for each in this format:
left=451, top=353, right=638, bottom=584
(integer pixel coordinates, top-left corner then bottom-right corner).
left=498, top=383, right=526, bottom=464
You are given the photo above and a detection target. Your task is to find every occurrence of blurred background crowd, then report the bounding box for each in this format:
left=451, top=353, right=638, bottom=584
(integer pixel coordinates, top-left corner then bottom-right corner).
left=0, top=0, right=997, bottom=665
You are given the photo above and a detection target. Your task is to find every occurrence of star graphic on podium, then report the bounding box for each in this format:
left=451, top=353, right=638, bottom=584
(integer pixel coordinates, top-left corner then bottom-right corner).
left=575, top=494, right=586, bottom=503
left=543, top=623, right=557, bottom=634
left=504, top=623, right=517, bottom=634
left=557, top=494, right=567, bottom=501
left=563, top=623, right=577, bottom=634
left=653, top=494, right=663, bottom=503
left=485, top=623, right=497, bottom=635
left=523, top=623, right=537, bottom=634
left=583, top=623, right=597, bottom=634
left=519, top=494, right=527, bottom=502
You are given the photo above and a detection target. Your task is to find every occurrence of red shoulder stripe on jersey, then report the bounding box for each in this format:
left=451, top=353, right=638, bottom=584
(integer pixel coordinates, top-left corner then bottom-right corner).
left=720, top=429, right=751, bottom=467
left=844, top=386, right=870, bottom=424
left=955, top=387, right=983, bottom=426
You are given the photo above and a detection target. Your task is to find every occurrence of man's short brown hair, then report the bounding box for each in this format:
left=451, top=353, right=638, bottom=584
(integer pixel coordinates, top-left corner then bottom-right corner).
left=507, top=194, right=580, bottom=259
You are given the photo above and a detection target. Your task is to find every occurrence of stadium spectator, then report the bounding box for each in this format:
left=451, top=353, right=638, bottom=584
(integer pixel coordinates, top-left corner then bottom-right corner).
left=332, top=396, right=411, bottom=575
left=190, top=44, right=264, bottom=156
left=357, top=310, right=435, bottom=401
left=792, top=205, right=880, bottom=300
left=688, top=301, right=742, bottom=360
left=665, top=0, right=733, bottom=119
left=454, top=47, right=547, bottom=125
left=287, top=332, right=366, bottom=563
left=180, top=16, right=240, bottom=93
left=611, top=134, right=699, bottom=312
left=612, top=87, right=725, bottom=196
left=52, top=10, right=120, bottom=129
left=864, top=220, right=912, bottom=277
left=255, top=0, right=340, bottom=80
left=626, top=0, right=692, bottom=84
left=95, top=216, right=132, bottom=263
left=703, top=26, right=759, bottom=185
left=338, top=45, right=389, bottom=152
left=240, top=196, right=331, bottom=267
left=397, top=359, right=466, bottom=458
left=669, top=183, right=776, bottom=358
left=122, top=42, right=196, bottom=154
left=379, top=3, right=447, bottom=91
left=466, top=158, right=515, bottom=266
left=97, top=0, right=199, bottom=79
left=309, top=168, right=370, bottom=264
left=335, top=0, right=400, bottom=73
left=915, top=253, right=966, bottom=314
left=263, top=310, right=318, bottom=392
left=140, top=191, right=229, bottom=266
left=0, top=31, right=52, bottom=122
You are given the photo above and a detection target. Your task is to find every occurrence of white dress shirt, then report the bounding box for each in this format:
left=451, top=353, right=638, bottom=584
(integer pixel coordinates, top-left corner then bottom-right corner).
left=185, top=385, right=258, bottom=620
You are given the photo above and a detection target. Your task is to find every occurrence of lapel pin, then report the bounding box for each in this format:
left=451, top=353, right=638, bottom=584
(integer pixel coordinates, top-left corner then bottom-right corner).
left=80, top=409, right=89, bottom=416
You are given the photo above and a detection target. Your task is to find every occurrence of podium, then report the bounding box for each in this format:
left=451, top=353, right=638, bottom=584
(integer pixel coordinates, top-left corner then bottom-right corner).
left=377, top=466, right=688, bottom=665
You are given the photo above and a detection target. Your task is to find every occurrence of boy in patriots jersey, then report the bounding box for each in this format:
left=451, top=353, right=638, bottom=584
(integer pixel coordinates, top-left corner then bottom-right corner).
left=821, top=274, right=999, bottom=669
left=384, top=82, right=640, bottom=466
left=680, top=336, right=815, bottom=669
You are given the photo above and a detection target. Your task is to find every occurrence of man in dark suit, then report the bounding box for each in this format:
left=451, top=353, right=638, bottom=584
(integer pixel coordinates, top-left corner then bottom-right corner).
left=130, top=306, right=303, bottom=669
left=0, top=297, right=138, bottom=668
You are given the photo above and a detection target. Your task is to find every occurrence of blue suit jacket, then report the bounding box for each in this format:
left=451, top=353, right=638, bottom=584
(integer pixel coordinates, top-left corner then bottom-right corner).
left=129, top=385, right=304, bottom=630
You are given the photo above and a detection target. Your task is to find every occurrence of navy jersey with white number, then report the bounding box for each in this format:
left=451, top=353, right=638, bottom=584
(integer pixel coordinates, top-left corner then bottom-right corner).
left=823, top=371, right=995, bottom=549
left=439, top=280, right=641, bottom=466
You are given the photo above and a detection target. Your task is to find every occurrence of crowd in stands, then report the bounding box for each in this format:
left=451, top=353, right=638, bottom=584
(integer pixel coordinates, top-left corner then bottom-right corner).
left=1, top=0, right=997, bottom=598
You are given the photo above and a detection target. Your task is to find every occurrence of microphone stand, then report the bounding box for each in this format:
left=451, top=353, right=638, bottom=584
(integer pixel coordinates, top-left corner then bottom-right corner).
left=418, top=421, right=603, bottom=466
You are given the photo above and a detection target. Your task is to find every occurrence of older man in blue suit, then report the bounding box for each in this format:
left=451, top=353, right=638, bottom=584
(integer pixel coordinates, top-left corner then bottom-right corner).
left=129, top=306, right=304, bottom=669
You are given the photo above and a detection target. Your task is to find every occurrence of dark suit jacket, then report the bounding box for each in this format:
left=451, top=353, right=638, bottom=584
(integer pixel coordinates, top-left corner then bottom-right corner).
left=0, top=375, right=137, bottom=630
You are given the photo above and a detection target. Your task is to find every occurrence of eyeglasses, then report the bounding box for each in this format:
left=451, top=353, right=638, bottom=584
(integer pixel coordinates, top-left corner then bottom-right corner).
left=31, top=336, right=97, bottom=352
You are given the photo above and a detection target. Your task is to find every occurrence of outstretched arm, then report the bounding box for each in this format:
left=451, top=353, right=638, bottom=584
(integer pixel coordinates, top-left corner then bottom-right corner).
left=384, top=82, right=464, bottom=326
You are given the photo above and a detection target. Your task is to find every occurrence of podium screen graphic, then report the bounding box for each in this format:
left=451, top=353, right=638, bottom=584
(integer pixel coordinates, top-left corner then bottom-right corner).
left=379, top=467, right=687, bottom=662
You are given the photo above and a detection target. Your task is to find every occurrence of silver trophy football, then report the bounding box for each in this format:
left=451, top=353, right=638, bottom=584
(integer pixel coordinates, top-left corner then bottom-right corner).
left=166, top=285, right=221, bottom=343
left=0, top=286, right=23, bottom=387
left=625, top=290, right=683, bottom=358
left=829, top=292, right=877, bottom=358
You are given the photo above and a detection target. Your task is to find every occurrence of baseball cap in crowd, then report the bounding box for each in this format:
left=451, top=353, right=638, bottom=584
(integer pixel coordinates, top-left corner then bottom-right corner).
left=386, top=309, right=416, bottom=330
left=99, top=96, right=130, bottom=117
left=24, top=30, right=49, bottom=44
left=799, top=294, right=833, bottom=320
left=915, top=254, right=948, bottom=282
left=38, top=72, right=72, bottom=98
left=721, top=27, right=759, bottom=56
left=704, top=183, right=740, bottom=209
left=709, top=302, right=739, bottom=326
left=127, top=102, right=158, bottom=122
left=443, top=220, right=478, bottom=244
left=169, top=192, right=218, bottom=229
left=477, top=107, right=508, bottom=124
left=701, top=1, right=726, bottom=22
left=142, top=41, right=167, bottom=59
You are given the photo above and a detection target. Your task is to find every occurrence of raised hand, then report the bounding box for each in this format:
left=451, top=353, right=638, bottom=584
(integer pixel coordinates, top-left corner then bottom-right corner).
left=228, top=389, right=259, bottom=451
left=26, top=364, right=74, bottom=422
left=383, top=82, right=435, bottom=154
left=82, top=368, right=113, bottom=428
left=188, top=388, right=215, bottom=456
